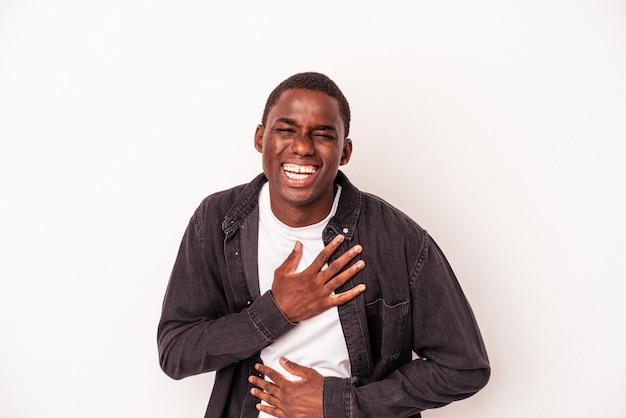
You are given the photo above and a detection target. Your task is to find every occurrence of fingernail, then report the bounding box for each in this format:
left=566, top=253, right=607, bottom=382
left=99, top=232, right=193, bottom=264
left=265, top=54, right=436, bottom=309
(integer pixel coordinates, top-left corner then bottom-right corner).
left=353, top=245, right=362, bottom=253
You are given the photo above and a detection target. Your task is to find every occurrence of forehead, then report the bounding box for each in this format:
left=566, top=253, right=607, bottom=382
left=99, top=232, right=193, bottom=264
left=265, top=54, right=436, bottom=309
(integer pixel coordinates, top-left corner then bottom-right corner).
left=268, top=89, right=343, bottom=127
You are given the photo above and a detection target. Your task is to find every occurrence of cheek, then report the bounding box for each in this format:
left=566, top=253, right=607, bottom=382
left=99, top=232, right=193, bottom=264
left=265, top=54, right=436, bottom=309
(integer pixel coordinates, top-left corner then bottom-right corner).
left=329, top=145, right=346, bottom=163
left=264, top=141, right=279, bottom=156
left=261, top=146, right=279, bottom=171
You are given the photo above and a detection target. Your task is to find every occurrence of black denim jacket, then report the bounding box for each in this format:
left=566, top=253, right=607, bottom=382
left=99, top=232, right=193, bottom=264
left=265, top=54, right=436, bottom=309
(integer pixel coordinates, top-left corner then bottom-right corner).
left=158, top=171, right=490, bottom=417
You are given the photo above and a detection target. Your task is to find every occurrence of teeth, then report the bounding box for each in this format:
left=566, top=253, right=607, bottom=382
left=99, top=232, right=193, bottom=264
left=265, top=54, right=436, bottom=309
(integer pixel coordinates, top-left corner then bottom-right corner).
left=285, top=172, right=309, bottom=180
left=283, top=164, right=316, bottom=175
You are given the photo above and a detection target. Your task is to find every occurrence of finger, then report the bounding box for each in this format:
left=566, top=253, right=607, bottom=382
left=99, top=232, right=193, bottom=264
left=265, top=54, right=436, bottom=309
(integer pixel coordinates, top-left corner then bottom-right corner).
left=255, top=402, right=285, bottom=418
left=279, top=357, right=318, bottom=379
left=279, top=356, right=304, bottom=377
left=319, top=244, right=363, bottom=282
left=250, top=387, right=285, bottom=417
left=255, top=363, right=287, bottom=386
left=325, top=259, right=366, bottom=291
left=306, top=234, right=345, bottom=273
left=248, top=375, right=276, bottom=394
left=249, top=385, right=280, bottom=404
left=249, top=376, right=284, bottom=410
left=275, top=241, right=303, bottom=275
left=329, top=283, right=366, bottom=306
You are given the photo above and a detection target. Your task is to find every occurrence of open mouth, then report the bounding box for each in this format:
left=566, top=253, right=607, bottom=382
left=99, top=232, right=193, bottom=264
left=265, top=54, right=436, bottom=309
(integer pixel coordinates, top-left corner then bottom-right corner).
left=283, top=163, right=317, bottom=181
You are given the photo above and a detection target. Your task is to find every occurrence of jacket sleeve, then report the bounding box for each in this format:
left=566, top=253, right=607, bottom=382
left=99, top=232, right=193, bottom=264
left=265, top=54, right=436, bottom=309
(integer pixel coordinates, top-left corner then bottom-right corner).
left=323, top=234, right=490, bottom=417
left=157, top=210, right=295, bottom=380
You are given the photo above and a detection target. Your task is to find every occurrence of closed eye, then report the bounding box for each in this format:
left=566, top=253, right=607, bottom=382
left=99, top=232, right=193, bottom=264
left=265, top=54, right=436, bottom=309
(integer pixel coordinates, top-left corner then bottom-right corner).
left=312, top=125, right=337, bottom=140
left=312, top=130, right=336, bottom=140
left=313, top=133, right=334, bottom=139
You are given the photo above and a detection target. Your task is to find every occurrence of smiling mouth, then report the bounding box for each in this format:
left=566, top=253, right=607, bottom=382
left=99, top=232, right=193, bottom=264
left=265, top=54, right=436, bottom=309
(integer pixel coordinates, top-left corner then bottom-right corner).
left=283, top=163, right=317, bottom=181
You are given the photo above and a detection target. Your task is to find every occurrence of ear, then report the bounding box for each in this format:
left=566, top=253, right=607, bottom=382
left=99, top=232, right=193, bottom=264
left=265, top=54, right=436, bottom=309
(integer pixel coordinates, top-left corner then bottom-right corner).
left=340, top=138, right=353, bottom=165
left=254, top=124, right=264, bottom=153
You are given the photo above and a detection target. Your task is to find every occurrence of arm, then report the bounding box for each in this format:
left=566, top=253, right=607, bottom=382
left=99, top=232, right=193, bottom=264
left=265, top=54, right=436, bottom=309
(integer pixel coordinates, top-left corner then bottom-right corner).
left=158, top=213, right=366, bottom=380
left=157, top=212, right=294, bottom=379
left=250, top=234, right=489, bottom=417
left=324, top=235, right=490, bottom=416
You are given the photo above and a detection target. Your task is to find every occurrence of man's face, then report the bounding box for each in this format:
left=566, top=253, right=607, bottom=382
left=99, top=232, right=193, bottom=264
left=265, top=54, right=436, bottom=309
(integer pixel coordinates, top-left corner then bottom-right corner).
left=255, top=88, right=352, bottom=227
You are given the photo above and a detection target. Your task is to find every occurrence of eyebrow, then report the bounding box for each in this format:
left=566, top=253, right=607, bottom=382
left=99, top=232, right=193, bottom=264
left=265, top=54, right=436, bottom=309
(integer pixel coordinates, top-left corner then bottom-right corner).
left=275, top=118, right=337, bottom=132
left=277, top=117, right=297, bottom=126
left=313, top=124, right=336, bottom=131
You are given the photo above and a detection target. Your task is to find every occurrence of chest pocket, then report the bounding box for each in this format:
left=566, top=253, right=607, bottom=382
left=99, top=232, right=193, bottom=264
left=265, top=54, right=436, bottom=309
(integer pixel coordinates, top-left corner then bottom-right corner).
left=365, top=298, right=409, bottom=364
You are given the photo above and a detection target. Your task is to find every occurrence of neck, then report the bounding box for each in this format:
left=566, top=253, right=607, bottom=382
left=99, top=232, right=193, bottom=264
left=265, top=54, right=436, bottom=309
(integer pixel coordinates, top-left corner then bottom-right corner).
left=270, top=186, right=336, bottom=228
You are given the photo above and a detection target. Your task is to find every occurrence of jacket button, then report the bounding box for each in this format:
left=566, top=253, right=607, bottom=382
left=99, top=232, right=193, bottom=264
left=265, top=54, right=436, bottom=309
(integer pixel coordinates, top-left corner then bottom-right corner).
left=342, top=228, right=349, bottom=234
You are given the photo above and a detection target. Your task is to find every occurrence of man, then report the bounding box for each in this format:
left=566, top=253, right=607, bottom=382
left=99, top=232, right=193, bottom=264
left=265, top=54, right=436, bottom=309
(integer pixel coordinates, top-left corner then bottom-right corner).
left=158, top=72, right=490, bottom=417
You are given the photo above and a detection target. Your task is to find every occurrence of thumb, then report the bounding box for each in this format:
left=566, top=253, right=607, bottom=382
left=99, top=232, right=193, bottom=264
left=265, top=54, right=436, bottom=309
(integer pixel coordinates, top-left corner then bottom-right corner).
left=276, top=241, right=303, bottom=274
left=279, top=356, right=310, bottom=378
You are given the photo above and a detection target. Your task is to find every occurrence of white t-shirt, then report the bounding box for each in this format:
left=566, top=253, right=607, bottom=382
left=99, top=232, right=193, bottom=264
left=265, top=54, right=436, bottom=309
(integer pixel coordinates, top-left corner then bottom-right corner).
left=257, top=182, right=351, bottom=387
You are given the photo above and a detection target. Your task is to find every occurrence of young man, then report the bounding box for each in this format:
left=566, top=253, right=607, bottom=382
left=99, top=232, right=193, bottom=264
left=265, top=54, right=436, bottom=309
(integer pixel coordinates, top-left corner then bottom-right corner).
left=158, top=72, right=490, bottom=417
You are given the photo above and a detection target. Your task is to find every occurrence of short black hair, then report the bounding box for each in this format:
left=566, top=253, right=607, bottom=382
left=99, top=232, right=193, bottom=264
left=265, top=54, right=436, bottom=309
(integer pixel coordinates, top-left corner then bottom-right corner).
left=261, top=72, right=351, bottom=138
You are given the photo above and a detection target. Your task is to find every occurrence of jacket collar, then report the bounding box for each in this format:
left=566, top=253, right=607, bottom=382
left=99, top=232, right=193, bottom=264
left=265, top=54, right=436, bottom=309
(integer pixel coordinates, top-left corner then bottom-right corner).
left=222, top=170, right=362, bottom=240
left=328, top=171, right=362, bottom=242
left=221, top=173, right=267, bottom=235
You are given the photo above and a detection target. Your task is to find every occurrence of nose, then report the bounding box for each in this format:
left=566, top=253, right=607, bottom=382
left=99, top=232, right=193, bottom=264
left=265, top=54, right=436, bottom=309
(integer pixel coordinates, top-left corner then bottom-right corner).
left=291, top=133, right=315, bottom=156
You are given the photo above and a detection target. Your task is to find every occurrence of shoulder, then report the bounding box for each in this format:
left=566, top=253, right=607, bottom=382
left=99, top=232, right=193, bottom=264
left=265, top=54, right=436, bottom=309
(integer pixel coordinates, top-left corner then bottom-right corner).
left=360, top=191, right=426, bottom=234
left=336, top=171, right=427, bottom=245
left=336, top=171, right=425, bottom=234
left=196, top=183, right=249, bottom=216
left=193, top=173, right=266, bottom=231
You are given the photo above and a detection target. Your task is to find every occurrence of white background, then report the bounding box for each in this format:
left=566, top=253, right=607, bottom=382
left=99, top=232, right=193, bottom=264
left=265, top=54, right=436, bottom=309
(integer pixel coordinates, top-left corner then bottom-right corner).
left=1, top=1, right=625, bottom=417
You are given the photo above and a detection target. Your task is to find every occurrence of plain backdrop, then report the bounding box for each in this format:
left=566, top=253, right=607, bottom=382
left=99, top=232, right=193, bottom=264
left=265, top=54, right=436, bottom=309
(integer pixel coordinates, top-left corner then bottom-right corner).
left=1, top=1, right=625, bottom=417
